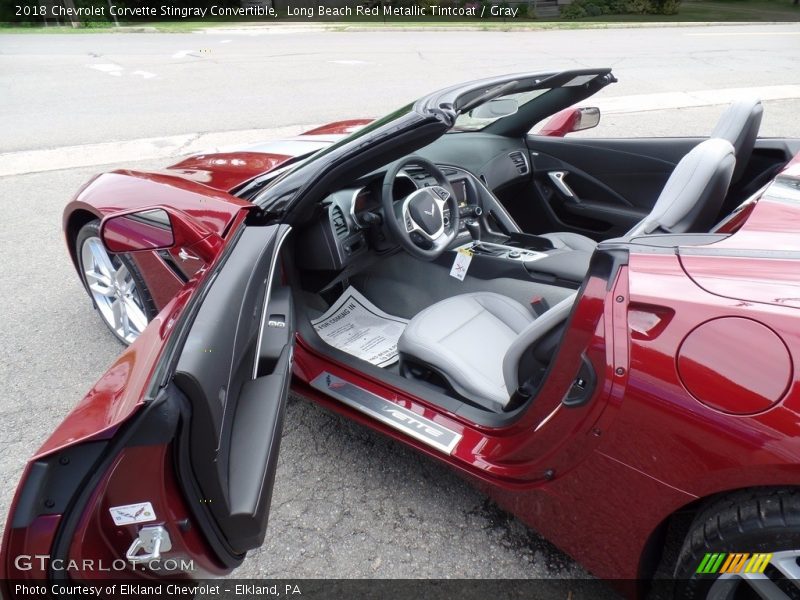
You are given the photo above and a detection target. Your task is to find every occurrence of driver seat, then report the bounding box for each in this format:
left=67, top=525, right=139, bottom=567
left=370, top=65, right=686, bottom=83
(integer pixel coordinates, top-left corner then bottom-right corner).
left=398, top=292, right=577, bottom=411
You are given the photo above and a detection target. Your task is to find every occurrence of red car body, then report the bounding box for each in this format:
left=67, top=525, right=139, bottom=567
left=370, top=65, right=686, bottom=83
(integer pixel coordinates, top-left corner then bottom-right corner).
left=4, top=76, right=800, bottom=598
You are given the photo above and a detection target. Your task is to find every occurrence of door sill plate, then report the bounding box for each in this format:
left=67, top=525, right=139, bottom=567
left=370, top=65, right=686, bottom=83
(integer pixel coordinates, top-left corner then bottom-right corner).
left=310, top=372, right=461, bottom=455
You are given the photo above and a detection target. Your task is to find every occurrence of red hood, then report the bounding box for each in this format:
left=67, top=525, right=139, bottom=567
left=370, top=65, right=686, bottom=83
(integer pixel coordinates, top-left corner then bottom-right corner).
left=162, top=119, right=373, bottom=193
left=167, top=151, right=295, bottom=192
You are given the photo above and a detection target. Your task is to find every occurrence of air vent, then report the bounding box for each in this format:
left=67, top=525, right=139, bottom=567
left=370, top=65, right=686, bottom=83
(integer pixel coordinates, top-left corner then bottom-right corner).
left=509, top=151, right=530, bottom=176
left=330, top=205, right=348, bottom=238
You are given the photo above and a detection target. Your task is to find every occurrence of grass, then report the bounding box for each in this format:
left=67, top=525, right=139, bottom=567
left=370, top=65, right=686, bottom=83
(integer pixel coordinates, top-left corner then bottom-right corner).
left=0, top=0, right=797, bottom=33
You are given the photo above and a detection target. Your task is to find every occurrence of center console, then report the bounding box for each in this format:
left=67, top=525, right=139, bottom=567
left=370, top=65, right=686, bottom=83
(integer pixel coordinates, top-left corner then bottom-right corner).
left=458, top=241, right=548, bottom=263
left=453, top=225, right=592, bottom=287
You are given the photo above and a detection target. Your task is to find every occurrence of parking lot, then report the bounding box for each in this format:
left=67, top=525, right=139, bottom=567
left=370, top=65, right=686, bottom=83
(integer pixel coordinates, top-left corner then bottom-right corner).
left=1, top=23, right=799, bottom=585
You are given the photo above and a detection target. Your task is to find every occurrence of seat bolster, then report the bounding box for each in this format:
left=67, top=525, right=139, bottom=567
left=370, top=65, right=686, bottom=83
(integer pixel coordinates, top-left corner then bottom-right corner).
left=502, top=292, right=578, bottom=394
left=628, top=138, right=735, bottom=237
left=540, top=232, right=598, bottom=253
left=402, top=296, right=482, bottom=343
left=472, top=293, right=534, bottom=333
left=710, top=98, right=763, bottom=183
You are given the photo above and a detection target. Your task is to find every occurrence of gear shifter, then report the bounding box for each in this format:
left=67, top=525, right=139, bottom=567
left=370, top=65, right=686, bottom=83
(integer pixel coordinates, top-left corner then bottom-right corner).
left=465, top=219, right=481, bottom=245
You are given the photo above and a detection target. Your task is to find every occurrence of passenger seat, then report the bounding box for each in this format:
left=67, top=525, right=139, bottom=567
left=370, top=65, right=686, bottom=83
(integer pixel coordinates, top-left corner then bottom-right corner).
left=542, top=98, right=762, bottom=251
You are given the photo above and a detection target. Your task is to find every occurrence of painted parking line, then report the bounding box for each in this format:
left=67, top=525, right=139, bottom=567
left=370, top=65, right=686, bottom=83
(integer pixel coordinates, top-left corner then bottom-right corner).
left=328, top=59, right=371, bottom=65
left=86, top=62, right=158, bottom=79
left=87, top=63, right=124, bottom=77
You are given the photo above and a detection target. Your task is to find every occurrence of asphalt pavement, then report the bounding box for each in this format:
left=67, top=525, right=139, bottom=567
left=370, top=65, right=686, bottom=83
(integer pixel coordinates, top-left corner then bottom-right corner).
left=0, top=23, right=799, bottom=587
left=2, top=23, right=800, bottom=151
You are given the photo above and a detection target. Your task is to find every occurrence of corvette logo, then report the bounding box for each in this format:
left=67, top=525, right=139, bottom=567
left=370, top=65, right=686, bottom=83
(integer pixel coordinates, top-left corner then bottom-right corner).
left=424, top=204, right=435, bottom=216
left=696, top=552, right=772, bottom=575
left=109, top=502, right=156, bottom=526
left=383, top=408, right=443, bottom=438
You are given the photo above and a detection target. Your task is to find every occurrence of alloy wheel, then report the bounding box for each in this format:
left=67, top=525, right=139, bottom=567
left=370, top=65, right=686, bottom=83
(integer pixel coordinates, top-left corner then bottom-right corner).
left=80, top=236, right=148, bottom=344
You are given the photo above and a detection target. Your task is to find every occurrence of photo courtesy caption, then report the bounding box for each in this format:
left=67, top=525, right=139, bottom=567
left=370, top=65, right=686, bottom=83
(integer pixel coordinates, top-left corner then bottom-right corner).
left=14, top=583, right=302, bottom=596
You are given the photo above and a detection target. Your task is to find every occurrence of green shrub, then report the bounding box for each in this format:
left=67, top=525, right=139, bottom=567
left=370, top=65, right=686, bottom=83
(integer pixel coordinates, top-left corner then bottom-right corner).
left=584, top=3, right=603, bottom=15
left=560, top=0, right=680, bottom=18
left=624, top=0, right=651, bottom=13
left=651, top=0, right=681, bottom=13
left=560, top=2, right=588, bottom=18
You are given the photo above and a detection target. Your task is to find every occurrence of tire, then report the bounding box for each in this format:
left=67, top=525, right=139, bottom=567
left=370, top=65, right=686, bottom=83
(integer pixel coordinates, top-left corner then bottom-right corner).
left=674, top=488, right=800, bottom=599
left=74, top=219, right=158, bottom=345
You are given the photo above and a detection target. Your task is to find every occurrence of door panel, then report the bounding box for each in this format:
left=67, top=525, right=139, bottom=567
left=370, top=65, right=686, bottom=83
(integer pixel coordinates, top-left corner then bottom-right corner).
left=226, top=346, right=292, bottom=550
left=172, top=224, right=293, bottom=558
left=510, top=136, right=701, bottom=238
left=1, top=221, right=294, bottom=590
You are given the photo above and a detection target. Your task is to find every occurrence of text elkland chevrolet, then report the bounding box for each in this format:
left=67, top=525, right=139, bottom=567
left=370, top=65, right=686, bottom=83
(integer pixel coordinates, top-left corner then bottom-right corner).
left=3, top=69, right=800, bottom=598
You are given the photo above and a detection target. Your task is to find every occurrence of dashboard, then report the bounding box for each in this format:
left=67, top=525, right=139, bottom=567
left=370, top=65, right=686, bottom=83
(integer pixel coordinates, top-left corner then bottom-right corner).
left=295, top=161, right=520, bottom=272
left=350, top=172, right=474, bottom=228
left=350, top=174, right=418, bottom=229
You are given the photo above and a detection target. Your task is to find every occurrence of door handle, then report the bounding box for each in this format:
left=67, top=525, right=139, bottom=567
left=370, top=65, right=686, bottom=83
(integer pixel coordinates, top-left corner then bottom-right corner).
left=548, top=171, right=578, bottom=201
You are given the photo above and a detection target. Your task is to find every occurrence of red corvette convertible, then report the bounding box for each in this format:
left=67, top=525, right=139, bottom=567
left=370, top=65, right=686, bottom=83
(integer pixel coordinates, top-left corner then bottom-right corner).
left=3, top=68, right=800, bottom=598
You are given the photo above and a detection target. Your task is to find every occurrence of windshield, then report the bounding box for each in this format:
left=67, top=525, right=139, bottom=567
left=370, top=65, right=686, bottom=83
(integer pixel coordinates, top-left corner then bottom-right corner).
left=253, top=103, right=433, bottom=210
left=247, top=103, right=416, bottom=205
left=453, top=89, right=551, bottom=131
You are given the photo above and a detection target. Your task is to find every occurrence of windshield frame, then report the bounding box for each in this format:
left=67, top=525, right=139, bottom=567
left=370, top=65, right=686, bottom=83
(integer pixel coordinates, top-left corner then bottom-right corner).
left=251, top=68, right=614, bottom=216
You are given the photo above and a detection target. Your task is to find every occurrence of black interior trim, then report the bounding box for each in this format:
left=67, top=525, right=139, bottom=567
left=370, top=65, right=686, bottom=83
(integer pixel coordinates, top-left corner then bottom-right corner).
left=11, top=442, right=106, bottom=529
left=172, top=224, right=293, bottom=556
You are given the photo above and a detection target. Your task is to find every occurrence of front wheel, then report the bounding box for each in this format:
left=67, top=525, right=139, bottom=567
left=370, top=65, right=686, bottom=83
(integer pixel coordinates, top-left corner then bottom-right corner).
left=674, top=488, right=800, bottom=599
left=75, top=220, right=156, bottom=345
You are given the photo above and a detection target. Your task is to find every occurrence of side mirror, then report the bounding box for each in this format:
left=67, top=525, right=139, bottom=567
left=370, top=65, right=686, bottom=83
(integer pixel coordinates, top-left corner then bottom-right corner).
left=538, top=106, right=601, bottom=137
left=100, top=206, right=222, bottom=263
left=468, top=98, right=519, bottom=120
left=101, top=208, right=175, bottom=253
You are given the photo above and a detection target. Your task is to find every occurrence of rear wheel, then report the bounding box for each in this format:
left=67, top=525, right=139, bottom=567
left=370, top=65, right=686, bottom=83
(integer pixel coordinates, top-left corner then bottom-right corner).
left=75, top=220, right=156, bottom=344
left=674, top=488, right=800, bottom=599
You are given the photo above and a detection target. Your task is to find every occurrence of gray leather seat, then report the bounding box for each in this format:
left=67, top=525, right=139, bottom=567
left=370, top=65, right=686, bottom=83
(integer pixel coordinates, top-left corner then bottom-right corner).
left=397, top=139, right=737, bottom=411
left=398, top=291, right=577, bottom=411
left=544, top=99, right=761, bottom=251
left=625, top=138, right=735, bottom=237
left=710, top=98, right=763, bottom=183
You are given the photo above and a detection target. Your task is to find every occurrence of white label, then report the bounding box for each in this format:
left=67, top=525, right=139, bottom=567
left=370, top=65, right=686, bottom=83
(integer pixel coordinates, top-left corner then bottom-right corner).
left=109, top=502, right=157, bottom=526
left=450, top=249, right=472, bottom=281
left=311, top=286, right=408, bottom=368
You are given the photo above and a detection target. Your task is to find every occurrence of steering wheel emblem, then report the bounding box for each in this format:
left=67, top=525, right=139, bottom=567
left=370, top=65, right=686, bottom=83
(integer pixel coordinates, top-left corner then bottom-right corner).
left=424, top=204, right=435, bottom=216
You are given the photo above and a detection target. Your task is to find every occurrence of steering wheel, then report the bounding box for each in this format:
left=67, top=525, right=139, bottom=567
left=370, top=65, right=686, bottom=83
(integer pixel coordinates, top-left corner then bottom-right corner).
left=382, top=156, right=459, bottom=261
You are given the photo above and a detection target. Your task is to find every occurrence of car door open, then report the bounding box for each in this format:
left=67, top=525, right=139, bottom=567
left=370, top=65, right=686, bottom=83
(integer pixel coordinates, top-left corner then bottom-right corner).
left=1, top=212, right=294, bottom=589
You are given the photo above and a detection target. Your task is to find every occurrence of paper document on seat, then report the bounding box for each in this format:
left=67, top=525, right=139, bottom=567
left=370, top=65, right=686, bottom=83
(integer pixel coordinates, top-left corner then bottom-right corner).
left=312, top=286, right=409, bottom=368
